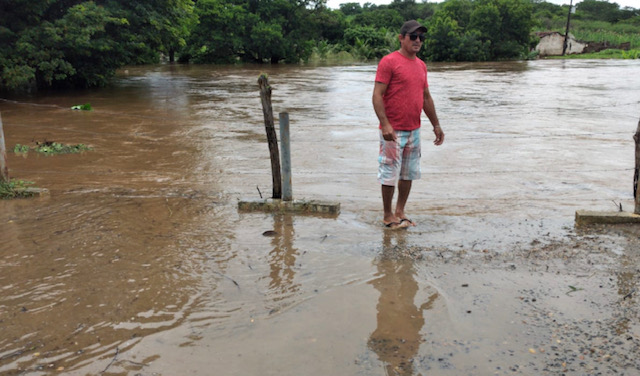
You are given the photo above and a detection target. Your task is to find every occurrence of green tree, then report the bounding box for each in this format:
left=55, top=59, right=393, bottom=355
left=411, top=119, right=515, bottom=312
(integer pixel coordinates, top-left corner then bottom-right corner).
left=0, top=1, right=128, bottom=91
left=577, top=0, right=625, bottom=23
left=247, top=20, right=288, bottom=63
left=440, top=0, right=474, bottom=29
left=0, top=0, right=195, bottom=91
left=105, top=0, right=195, bottom=64
left=353, top=8, right=404, bottom=30
left=311, top=7, right=347, bottom=43
left=531, top=0, right=565, bottom=30
left=423, top=12, right=464, bottom=61
left=388, top=0, right=436, bottom=22
left=424, top=0, right=533, bottom=61
left=343, top=25, right=389, bottom=48
left=423, top=11, right=488, bottom=61
left=495, top=0, right=534, bottom=57
left=339, top=2, right=363, bottom=16
left=182, top=0, right=251, bottom=63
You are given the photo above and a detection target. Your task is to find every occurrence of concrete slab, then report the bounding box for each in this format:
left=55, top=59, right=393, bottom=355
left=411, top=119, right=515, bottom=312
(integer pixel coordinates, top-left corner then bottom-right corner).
left=575, top=210, right=640, bottom=226
left=23, top=188, right=49, bottom=196
left=238, top=198, right=340, bottom=215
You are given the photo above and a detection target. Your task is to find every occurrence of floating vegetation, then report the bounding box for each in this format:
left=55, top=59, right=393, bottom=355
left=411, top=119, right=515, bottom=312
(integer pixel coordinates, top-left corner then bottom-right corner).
left=13, top=144, right=29, bottom=153
left=0, top=179, right=36, bottom=199
left=14, top=141, right=92, bottom=155
left=71, top=103, right=92, bottom=111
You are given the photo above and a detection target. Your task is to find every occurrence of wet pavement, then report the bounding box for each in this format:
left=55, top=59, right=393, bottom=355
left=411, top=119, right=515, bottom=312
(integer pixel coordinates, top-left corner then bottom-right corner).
left=1, top=60, right=640, bottom=375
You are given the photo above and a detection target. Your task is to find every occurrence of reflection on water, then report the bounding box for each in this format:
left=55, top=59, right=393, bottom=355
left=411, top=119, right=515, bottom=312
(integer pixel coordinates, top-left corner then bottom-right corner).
left=265, top=214, right=301, bottom=309
left=368, top=231, right=439, bottom=376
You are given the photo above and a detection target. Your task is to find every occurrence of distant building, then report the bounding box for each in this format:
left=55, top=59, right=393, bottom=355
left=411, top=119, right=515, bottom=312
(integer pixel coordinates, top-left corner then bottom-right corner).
left=535, top=32, right=586, bottom=57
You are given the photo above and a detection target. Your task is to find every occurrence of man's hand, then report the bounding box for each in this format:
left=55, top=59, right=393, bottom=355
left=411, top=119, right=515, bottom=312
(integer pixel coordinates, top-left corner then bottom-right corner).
left=433, top=125, right=444, bottom=145
left=381, top=122, right=397, bottom=142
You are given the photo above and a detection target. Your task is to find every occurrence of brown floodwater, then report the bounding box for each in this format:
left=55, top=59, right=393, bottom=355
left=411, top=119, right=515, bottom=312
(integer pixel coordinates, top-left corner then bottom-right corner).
left=1, top=60, right=639, bottom=375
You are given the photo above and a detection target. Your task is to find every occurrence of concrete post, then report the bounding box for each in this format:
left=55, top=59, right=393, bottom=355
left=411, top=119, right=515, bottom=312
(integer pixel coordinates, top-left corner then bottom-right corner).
left=279, top=112, right=292, bottom=201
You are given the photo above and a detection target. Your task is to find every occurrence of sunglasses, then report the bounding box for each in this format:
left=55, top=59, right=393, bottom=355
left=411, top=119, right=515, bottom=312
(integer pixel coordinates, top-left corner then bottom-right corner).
left=407, top=33, right=426, bottom=42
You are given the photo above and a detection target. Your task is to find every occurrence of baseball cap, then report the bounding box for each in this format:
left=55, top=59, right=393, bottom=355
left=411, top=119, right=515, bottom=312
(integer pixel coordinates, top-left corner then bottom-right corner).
left=400, top=20, right=427, bottom=34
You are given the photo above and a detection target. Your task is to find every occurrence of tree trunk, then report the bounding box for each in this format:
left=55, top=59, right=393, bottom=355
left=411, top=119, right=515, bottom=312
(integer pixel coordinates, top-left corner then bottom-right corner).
left=258, top=74, right=282, bottom=199
left=634, top=118, right=640, bottom=214
left=0, top=112, right=9, bottom=183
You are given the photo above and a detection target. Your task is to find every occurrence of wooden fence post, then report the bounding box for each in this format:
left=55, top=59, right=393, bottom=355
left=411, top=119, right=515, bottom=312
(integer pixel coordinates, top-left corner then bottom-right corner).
left=258, top=74, right=282, bottom=199
left=0, top=112, right=9, bottom=183
left=279, top=112, right=292, bottom=201
left=634, top=118, right=640, bottom=214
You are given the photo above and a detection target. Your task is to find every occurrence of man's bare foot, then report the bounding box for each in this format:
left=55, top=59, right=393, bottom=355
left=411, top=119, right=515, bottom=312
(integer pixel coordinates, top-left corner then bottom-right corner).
left=383, top=219, right=410, bottom=230
left=399, top=218, right=416, bottom=227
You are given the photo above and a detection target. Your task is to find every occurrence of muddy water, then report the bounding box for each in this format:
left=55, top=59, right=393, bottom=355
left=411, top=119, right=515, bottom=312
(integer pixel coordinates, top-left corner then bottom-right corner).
left=1, top=60, right=639, bottom=375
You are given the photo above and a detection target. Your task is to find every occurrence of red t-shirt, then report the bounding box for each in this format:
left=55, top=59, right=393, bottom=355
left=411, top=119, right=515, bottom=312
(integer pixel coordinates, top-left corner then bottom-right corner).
left=375, top=51, right=429, bottom=131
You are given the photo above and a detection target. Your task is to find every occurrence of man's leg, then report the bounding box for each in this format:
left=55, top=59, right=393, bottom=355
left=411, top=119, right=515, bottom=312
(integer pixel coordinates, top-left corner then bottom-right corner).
left=382, top=184, right=396, bottom=224
left=394, top=129, right=420, bottom=226
left=395, top=179, right=413, bottom=224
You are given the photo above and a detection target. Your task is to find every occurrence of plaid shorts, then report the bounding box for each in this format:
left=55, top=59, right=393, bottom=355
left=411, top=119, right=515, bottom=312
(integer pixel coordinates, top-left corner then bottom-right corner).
left=378, top=129, right=421, bottom=186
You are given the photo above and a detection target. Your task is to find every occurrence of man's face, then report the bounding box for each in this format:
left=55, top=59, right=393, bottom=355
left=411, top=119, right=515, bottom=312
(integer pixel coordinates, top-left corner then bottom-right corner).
left=400, top=31, right=425, bottom=54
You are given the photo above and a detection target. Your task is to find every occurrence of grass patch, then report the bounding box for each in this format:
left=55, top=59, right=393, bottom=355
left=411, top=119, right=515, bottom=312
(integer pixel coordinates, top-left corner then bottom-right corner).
left=14, top=141, right=92, bottom=155
left=571, top=21, right=640, bottom=49
left=545, top=49, right=640, bottom=59
left=0, top=179, right=36, bottom=199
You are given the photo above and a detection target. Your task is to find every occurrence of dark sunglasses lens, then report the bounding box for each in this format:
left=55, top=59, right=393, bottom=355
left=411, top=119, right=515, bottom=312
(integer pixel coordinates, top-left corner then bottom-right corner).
left=409, top=33, right=425, bottom=41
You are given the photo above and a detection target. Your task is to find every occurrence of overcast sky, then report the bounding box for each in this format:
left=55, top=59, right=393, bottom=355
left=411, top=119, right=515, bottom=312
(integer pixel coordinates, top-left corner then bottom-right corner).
left=325, top=0, right=639, bottom=11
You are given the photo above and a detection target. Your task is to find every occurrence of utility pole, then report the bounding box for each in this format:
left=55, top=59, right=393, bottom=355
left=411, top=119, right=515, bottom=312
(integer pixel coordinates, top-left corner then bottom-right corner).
left=562, top=0, right=574, bottom=56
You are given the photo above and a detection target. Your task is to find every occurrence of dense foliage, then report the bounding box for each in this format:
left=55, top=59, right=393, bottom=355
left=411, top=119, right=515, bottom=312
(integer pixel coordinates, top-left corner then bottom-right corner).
left=0, top=0, right=638, bottom=92
left=0, top=0, right=194, bottom=91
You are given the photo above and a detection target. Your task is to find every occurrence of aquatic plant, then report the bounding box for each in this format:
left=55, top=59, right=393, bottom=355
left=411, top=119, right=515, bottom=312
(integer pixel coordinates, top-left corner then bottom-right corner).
left=0, top=179, right=36, bottom=199
left=71, top=103, right=92, bottom=111
left=13, top=144, right=29, bottom=153
left=13, top=141, right=92, bottom=155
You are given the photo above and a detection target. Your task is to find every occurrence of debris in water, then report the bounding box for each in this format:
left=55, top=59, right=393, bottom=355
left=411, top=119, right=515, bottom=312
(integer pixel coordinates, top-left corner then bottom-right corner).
left=71, top=103, right=92, bottom=111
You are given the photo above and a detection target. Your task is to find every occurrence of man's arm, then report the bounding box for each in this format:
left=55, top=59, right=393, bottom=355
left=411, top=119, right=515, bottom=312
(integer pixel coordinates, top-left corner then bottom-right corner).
left=424, top=86, right=444, bottom=145
left=373, top=81, right=396, bottom=142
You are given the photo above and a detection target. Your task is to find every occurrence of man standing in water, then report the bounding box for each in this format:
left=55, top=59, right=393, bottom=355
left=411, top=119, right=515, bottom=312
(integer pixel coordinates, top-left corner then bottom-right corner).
left=373, top=20, right=444, bottom=229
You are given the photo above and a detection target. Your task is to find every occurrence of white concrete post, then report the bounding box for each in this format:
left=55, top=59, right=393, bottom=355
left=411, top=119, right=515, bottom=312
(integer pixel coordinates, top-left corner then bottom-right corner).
left=279, top=112, right=292, bottom=201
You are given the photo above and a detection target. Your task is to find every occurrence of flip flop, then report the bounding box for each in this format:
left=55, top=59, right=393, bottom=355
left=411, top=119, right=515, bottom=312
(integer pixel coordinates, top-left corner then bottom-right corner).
left=384, top=221, right=408, bottom=230
left=400, top=218, right=416, bottom=226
